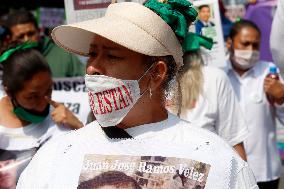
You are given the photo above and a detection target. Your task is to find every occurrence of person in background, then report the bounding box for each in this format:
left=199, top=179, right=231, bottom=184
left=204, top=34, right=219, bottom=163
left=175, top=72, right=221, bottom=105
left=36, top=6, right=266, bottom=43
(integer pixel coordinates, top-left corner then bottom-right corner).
left=271, top=0, right=284, bottom=76
left=169, top=33, right=248, bottom=161
left=218, top=0, right=233, bottom=41
left=195, top=5, right=215, bottom=36
left=0, top=42, right=83, bottom=187
left=225, top=19, right=284, bottom=189
left=17, top=1, right=257, bottom=188
left=3, top=10, right=85, bottom=78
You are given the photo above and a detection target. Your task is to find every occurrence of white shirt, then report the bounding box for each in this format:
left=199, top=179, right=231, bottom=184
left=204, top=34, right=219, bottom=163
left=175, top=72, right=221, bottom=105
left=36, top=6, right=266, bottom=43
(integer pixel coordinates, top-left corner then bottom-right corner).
left=182, top=66, right=248, bottom=146
left=17, top=113, right=258, bottom=189
left=0, top=111, right=70, bottom=186
left=0, top=114, right=69, bottom=151
left=224, top=60, right=284, bottom=182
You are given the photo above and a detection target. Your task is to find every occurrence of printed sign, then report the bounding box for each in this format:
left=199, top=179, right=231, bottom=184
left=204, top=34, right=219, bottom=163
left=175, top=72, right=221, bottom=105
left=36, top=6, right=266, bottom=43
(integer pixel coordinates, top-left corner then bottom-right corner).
left=191, top=0, right=226, bottom=68
left=78, top=154, right=211, bottom=189
left=52, top=77, right=91, bottom=124
left=64, top=0, right=145, bottom=24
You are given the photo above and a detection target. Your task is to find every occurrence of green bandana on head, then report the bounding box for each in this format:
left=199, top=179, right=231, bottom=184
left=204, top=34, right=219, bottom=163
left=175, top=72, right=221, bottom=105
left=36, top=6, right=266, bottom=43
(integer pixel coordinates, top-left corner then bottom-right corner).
left=0, top=42, right=38, bottom=63
left=144, top=0, right=198, bottom=39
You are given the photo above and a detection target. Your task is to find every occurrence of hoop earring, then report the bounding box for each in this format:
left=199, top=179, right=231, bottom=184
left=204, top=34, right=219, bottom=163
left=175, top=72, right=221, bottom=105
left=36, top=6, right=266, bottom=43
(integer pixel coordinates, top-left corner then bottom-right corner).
left=149, top=87, right=152, bottom=99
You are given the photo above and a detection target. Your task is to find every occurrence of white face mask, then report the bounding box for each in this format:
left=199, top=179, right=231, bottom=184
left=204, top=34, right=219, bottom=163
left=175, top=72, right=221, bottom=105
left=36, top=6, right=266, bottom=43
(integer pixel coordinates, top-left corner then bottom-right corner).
left=85, top=66, right=153, bottom=127
left=231, top=49, right=260, bottom=70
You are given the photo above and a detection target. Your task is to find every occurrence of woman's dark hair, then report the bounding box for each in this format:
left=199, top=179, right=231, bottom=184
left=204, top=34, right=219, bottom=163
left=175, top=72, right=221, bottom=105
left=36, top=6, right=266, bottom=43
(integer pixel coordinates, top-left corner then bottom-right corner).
left=1, top=44, right=51, bottom=95
left=229, top=19, right=261, bottom=39
left=78, top=171, right=142, bottom=189
left=145, top=55, right=177, bottom=92
left=198, top=4, right=210, bottom=11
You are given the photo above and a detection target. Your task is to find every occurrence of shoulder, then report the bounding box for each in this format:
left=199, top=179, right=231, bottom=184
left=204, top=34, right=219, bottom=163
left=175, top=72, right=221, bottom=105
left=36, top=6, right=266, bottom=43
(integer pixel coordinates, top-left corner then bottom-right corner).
left=253, top=61, right=275, bottom=78
left=202, top=66, right=232, bottom=91
left=166, top=113, right=234, bottom=149
left=202, top=66, right=229, bottom=80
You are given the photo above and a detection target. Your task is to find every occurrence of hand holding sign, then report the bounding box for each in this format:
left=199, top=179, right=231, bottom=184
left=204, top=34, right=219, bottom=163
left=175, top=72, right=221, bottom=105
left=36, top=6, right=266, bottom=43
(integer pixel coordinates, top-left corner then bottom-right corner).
left=45, top=97, right=84, bottom=130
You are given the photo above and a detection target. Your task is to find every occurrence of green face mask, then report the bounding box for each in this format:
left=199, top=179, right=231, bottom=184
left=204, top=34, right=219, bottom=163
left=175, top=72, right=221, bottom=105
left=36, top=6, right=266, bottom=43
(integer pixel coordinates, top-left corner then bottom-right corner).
left=13, top=104, right=50, bottom=124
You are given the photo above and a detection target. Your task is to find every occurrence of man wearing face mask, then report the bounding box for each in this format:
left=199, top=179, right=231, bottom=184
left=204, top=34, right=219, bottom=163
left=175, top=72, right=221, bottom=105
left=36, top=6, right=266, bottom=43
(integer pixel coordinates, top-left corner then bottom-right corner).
left=224, top=19, right=284, bottom=189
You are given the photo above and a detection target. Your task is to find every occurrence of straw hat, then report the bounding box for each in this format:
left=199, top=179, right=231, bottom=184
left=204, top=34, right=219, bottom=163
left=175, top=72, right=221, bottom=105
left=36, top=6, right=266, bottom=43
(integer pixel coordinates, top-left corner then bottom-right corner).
left=51, top=2, right=183, bottom=68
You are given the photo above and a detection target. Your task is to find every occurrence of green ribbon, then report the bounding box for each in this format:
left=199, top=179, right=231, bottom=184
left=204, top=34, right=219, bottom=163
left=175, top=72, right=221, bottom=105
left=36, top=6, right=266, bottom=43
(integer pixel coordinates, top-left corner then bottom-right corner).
left=144, top=0, right=198, bottom=39
left=182, top=32, right=213, bottom=53
left=0, top=42, right=38, bottom=63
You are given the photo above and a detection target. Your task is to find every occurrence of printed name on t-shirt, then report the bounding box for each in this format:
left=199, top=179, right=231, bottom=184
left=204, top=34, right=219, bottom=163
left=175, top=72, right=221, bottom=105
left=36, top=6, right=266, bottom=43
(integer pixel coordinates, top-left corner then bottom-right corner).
left=78, top=154, right=211, bottom=188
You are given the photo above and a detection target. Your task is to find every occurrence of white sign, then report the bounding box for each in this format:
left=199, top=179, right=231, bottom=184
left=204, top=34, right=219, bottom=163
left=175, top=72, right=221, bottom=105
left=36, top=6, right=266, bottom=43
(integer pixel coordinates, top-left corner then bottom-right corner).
left=52, top=77, right=91, bottom=124
left=64, top=0, right=145, bottom=24
left=191, top=0, right=226, bottom=68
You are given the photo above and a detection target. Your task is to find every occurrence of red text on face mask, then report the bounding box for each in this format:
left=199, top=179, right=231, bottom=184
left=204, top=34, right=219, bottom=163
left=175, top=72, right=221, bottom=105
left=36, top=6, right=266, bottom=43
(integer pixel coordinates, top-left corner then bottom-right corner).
left=88, top=85, right=133, bottom=115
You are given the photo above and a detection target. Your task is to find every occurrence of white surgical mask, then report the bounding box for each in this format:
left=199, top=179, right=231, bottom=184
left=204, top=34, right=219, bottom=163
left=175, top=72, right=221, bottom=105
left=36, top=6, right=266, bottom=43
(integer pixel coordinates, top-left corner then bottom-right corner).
left=231, top=49, right=260, bottom=70
left=85, top=65, right=153, bottom=127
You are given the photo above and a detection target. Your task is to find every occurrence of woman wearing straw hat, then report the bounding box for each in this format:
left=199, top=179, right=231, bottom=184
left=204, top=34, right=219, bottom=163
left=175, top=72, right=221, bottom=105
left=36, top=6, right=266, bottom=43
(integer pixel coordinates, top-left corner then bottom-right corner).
left=17, top=1, right=257, bottom=188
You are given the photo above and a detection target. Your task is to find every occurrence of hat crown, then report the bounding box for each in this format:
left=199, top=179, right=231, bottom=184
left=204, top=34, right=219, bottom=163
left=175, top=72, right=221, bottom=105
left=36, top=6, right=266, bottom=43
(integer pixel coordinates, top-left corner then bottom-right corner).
left=105, top=2, right=183, bottom=66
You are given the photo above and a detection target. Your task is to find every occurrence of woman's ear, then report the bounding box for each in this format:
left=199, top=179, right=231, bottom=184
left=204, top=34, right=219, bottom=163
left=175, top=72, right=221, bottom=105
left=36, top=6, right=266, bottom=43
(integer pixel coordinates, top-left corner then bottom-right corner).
left=226, top=38, right=232, bottom=50
left=150, top=60, right=167, bottom=90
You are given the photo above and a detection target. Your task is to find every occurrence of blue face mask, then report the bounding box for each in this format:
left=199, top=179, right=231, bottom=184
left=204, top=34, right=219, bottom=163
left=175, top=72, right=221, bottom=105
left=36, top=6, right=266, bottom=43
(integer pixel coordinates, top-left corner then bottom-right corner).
left=13, top=100, right=50, bottom=124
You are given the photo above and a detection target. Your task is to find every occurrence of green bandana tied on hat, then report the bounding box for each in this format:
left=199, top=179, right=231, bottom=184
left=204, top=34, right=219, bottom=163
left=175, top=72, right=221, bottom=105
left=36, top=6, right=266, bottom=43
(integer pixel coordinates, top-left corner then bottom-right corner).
left=183, top=32, right=213, bottom=52
left=144, top=0, right=213, bottom=53
left=0, top=42, right=38, bottom=63
left=144, top=0, right=198, bottom=39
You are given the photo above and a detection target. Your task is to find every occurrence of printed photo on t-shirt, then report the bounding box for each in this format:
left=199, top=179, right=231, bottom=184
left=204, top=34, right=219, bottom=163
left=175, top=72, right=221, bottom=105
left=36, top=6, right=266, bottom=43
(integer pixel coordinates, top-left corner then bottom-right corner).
left=77, top=154, right=211, bottom=189
left=0, top=149, right=37, bottom=189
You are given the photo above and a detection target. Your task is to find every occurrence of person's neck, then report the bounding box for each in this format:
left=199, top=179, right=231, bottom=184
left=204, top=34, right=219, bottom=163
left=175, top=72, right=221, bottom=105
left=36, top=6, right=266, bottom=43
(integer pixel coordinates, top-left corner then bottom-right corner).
left=230, top=58, right=250, bottom=76
left=116, top=95, right=168, bottom=129
left=0, top=97, right=30, bottom=128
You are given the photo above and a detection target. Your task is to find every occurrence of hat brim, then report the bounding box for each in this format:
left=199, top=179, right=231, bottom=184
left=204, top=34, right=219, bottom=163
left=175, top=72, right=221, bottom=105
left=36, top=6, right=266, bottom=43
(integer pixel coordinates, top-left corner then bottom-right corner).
left=52, top=16, right=170, bottom=58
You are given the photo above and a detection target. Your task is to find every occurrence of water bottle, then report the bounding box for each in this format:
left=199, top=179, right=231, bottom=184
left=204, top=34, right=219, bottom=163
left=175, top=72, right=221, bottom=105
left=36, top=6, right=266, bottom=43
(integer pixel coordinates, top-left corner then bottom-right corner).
left=266, top=65, right=279, bottom=105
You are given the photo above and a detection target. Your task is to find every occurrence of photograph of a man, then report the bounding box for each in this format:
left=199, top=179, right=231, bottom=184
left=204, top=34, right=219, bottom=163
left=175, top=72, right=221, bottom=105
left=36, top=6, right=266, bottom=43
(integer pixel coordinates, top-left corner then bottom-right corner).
left=195, top=5, right=215, bottom=36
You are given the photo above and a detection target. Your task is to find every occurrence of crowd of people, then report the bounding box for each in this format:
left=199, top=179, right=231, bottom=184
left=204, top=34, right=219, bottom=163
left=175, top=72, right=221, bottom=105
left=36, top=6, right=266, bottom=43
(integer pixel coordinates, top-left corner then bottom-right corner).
left=0, top=0, right=284, bottom=188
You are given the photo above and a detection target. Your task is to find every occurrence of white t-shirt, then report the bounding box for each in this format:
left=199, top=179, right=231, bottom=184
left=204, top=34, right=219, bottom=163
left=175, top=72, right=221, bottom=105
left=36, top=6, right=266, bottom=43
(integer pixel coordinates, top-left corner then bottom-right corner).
left=17, top=113, right=258, bottom=189
left=181, top=66, right=248, bottom=146
left=0, top=113, right=70, bottom=187
left=224, top=60, right=284, bottom=182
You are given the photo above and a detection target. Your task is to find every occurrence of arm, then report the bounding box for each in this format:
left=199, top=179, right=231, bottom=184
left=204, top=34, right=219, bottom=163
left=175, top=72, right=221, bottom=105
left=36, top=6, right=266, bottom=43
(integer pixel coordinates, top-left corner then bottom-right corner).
left=214, top=69, right=249, bottom=159
left=264, top=77, right=284, bottom=105
left=264, top=75, right=284, bottom=124
left=233, top=142, right=247, bottom=161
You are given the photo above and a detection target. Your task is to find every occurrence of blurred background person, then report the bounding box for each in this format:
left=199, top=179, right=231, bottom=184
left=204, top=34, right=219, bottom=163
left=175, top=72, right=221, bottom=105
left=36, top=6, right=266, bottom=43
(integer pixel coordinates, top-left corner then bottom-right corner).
left=3, top=10, right=85, bottom=78
left=225, top=19, right=284, bottom=189
left=0, top=42, right=83, bottom=186
left=169, top=33, right=248, bottom=161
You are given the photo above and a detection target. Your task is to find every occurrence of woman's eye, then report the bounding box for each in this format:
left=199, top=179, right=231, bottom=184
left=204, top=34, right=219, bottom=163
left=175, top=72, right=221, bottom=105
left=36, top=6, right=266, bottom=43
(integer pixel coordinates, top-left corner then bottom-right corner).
left=107, top=54, right=123, bottom=60
left=88, top=52, right=97, bottom=57
left=26, top=96, right=38, bottom=101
